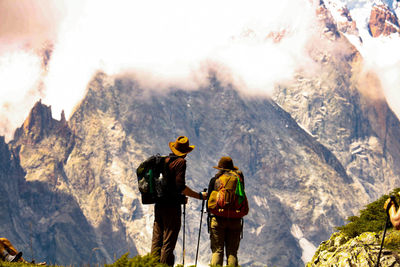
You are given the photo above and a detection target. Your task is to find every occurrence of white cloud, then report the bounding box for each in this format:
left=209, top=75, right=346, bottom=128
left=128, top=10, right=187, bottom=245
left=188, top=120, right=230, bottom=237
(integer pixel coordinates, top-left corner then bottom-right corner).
left=0, top=51, right=43, bottom=139
left=43, top=0, right=318, bottom=115
left=0, top=0, right=320, bottom=140
left=357, top=35, right=400, bottom=119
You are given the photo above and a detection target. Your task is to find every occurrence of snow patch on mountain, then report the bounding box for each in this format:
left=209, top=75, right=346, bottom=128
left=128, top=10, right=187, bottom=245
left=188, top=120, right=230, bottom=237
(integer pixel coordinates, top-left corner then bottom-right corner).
left=291, top=224, right=317, bottom=264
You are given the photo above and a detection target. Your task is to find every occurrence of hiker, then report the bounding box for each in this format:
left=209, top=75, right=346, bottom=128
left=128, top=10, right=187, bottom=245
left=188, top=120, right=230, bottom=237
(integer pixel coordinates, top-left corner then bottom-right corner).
left=150, top=136, right=207, bottom=266
left=0, top=238, right=23, bottom=262
left=0, top=238, right=46, bottom=265
left=207, top=156, right=249, bottom=267
left=384, top=195, right=400, bottom=230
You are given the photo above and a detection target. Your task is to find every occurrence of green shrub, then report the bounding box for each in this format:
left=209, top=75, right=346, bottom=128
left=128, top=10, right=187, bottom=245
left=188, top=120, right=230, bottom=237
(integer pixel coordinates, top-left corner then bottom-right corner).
left=336, top=188, right=400, bottom=238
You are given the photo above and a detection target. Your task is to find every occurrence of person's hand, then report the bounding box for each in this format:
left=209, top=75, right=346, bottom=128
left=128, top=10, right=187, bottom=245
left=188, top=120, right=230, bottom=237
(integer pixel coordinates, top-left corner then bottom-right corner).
left=384, top=198, right=392, bottom=211
left=384, top=195, right=399, bottom=215
left=201, top=191, right=208, bottom=200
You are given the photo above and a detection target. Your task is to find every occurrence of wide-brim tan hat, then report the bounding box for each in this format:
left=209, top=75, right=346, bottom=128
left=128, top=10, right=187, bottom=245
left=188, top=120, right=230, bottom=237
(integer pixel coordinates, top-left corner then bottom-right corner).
left=213, top=156, right=238, bottom=171
left=169, top=136, right=195, bottom=156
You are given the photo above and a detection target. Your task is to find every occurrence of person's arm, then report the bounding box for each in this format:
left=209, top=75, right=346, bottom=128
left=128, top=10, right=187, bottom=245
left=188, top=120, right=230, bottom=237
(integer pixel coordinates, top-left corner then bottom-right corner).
left=389, top=205, right=400, bottom=230
left=182, top=186, right=206, bottom=200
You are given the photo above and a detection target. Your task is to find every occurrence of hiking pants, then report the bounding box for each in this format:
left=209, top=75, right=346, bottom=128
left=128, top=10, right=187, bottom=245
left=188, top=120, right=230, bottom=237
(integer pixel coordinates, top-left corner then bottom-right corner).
left=151, top=204, right=181, bottom=266
left=210, top=216, right=242, bottom=266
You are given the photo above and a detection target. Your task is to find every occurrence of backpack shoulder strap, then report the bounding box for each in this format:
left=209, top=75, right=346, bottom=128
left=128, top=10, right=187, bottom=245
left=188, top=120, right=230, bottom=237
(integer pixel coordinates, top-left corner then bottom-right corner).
left=165, top=155, right=179, bottom=167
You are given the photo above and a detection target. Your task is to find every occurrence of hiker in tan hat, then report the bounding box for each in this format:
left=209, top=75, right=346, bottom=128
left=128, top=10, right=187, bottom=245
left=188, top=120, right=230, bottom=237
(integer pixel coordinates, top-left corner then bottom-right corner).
left=206, top=156, right=249, bottom=267
left=150, top=136, right=207, bottom=266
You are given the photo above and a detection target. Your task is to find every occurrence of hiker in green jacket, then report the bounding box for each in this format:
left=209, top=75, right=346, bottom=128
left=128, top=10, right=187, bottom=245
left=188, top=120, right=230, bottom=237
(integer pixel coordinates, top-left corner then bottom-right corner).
left=150, top=136, right=207, bottom=266
left=207, top=156, right=248, bottom=267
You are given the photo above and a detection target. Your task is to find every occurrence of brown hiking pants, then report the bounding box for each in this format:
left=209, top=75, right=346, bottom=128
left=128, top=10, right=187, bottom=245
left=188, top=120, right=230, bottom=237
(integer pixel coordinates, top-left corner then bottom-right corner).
left=210, top=216, right=242, bottom=266
left=151, top=204, right=181, bottom=266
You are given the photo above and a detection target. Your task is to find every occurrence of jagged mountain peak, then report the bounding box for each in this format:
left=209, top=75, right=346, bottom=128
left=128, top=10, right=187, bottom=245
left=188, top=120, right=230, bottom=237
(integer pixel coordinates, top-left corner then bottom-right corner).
left=369, top=2, right=400, bottom=37
left=14, top=99, right=54, bottom=144
left=13, top=100, right=71, bottom=145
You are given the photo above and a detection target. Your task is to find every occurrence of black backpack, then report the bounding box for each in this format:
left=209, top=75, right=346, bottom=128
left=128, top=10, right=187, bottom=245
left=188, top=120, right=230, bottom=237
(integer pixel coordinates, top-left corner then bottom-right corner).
left=136, top=154, right=177, bottom=204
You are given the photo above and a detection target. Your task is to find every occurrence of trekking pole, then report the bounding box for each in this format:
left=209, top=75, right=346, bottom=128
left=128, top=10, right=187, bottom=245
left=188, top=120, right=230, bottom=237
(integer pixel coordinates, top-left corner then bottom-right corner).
left=182, top=202, right=186, bottom=266
left=376, top=196, right=397, bottom=267
left=375, top=214, right=390, bottom=267
left=195, top=188, right=207, bottom=266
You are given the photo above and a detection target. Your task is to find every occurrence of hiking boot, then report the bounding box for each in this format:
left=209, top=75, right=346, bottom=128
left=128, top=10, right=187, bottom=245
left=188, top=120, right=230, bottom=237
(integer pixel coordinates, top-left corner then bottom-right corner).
left=11, top=252, right=22, bottom=262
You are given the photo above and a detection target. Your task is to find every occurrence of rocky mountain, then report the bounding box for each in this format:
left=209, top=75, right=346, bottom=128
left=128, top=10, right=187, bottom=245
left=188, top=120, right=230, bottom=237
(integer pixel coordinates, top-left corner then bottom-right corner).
left=324, top=0, right=400, bottom=41
left=1, top=102, right=109, bottom=265
left=274, top=0, right=400, bottom=202
left=369, top=4, right=400, bottom=37
left=0, top=71, right=358, bottom=266
left=1, top=0, right=400, bottom=266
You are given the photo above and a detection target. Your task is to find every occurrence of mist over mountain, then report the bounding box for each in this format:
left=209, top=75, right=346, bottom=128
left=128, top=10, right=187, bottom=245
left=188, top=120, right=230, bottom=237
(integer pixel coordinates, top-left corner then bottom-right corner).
left=1, top=0, right=400, bottom=267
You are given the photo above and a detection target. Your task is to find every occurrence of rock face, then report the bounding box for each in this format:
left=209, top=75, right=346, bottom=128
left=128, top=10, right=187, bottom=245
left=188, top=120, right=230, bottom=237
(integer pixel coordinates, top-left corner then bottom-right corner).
left=62, top=73, right=366, bottom=266
left=274, top=0, right=400, bottom=203
left=319, top=0, right=359, bottom=37
left=369, top=4, right=400, bottom=37
left=1, top=103, right=105, bottom=265
left=0, top=71, right=368, bottom=266
left=2, top=61, right=398, bottom=266
left=307, top=231, right=400, bottom=266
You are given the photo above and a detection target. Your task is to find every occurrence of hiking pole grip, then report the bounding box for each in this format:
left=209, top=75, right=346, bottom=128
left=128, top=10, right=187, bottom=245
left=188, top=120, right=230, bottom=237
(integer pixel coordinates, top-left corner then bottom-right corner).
left=386, top=195, right=398, bottom=217
left=390, top=195, right=399, bottom=209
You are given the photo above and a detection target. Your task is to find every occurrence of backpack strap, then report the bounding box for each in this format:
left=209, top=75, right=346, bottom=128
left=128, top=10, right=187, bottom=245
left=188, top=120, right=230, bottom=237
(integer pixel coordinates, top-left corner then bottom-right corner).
left=164, top=155, right=179, bottom=174
left=165, top=155, right=178, bottom=165
left=217, top=172, right=232, bottom=190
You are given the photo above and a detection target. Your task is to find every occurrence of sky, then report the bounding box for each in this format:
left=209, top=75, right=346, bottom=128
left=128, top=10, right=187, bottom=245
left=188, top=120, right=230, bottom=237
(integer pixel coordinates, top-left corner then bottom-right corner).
left=0, top=0, right=400, bottom=141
